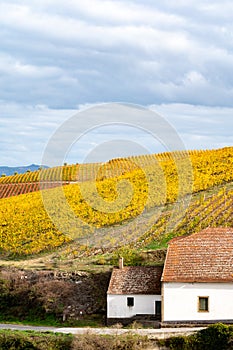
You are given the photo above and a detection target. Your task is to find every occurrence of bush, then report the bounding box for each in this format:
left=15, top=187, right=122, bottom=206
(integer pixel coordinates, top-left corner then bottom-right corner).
left=164, top=323, right=233, bottom=350
left=164, top=335, right=188, bottom=350
left=194, top=323, right=232, bottom=350
left=0, top=333, right=36, bottom=350
left=110, top=247, right=143, bottom=266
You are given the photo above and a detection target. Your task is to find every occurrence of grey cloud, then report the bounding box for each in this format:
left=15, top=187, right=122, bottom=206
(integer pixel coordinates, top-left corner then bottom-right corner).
left=151, top=103, right=233, bottom=149
left=0, top=1, right=232, bottom=165
left=1, top=1, right=233, bottom=107
left=0, top=102, right=232, bottom=166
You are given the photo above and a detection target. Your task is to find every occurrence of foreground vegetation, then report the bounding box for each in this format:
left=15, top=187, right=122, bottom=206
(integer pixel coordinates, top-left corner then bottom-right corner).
left=1, top=324, right=233, bottom=349
left=0, top=330, right=151, bottom=350
left=0, top=330, right=73, bottom=350
left=162, top=323, right=233, bottom=350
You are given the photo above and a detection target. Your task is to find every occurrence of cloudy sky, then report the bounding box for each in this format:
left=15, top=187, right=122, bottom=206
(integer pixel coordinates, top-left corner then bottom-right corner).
left=0, top=0, right=233, bottom=166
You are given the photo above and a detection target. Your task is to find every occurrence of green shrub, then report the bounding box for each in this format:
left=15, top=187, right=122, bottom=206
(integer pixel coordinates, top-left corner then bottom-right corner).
left=164, top=323, right=233, bottom=350
left=110, top=247, right=143, bottom=266
left=0, top=330, right=73, bottom=350
left=0, top=333, right=36, bottom=350
left=194, top=323, right=232, bottom=350
left=164, top=335, right=188, bottom=350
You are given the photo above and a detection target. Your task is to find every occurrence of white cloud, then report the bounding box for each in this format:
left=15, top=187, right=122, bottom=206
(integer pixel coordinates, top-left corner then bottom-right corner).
left=0, top=101, right=232, bottom=166
left=1, top=0, right=233, bottom=107
left=150, top=103, right=233, bottom=149
left=0, top=1, right=232, bottom=164
left=0, top=53, right=62, bottom=78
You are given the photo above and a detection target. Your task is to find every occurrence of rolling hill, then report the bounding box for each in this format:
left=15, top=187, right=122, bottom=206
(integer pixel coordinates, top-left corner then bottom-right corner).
left=0, top=164, right=48, bottom=177
left=0, top=146, right=232, bottom=258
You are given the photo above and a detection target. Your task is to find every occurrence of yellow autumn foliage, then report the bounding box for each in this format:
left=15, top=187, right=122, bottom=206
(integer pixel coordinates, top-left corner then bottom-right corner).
left=0, top=147, right=232, bottom=256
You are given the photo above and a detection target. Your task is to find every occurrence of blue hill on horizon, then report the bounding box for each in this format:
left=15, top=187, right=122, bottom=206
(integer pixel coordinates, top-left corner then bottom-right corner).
left=0, top=164, right=49, bottom=176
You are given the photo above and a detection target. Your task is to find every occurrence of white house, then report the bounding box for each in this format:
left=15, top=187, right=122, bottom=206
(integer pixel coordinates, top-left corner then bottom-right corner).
left=161, top=227, right=233, bottom=325
left=107, top=227, right=233, bottom=326
left=107, top=258, right=163, bottom=325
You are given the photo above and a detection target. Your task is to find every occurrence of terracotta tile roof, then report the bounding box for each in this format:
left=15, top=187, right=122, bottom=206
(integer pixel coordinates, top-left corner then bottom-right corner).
left=162, top=227, right=233, bottom=283
left=107, top=266, right=163, bottom=295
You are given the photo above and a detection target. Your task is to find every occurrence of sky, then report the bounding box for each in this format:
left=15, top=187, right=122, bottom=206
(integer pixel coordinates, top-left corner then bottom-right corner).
left=0, top=0, right=233, bottom=166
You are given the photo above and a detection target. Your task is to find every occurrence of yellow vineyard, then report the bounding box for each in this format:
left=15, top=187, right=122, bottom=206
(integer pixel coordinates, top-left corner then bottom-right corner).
left=0, top=147, right=232, bottom=256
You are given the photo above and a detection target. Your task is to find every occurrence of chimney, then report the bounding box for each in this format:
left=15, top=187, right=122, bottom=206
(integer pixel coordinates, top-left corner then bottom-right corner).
left=119, top=257, right=124, bottom=269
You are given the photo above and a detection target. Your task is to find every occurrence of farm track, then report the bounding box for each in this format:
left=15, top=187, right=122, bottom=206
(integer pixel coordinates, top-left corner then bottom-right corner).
left=0, top=323, right=204, bottom=339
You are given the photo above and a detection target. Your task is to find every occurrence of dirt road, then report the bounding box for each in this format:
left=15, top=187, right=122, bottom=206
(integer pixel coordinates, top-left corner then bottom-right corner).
left=0, top=323, right=204, bottom=339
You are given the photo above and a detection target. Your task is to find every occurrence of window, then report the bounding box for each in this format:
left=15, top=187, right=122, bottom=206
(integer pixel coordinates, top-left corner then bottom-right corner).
left=127, top=297, right=134, bottom=307
left=198, top=297, right=209, bottom=312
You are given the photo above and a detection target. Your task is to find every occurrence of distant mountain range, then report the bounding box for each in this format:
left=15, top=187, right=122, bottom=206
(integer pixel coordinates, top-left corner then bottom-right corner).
left=0, top=164, right=48, bottom=176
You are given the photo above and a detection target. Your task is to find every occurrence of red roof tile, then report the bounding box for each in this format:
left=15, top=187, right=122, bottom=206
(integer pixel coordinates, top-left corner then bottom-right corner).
left=162, top=227, right=233, bottom=283
left=107, top=266, right=163, bottom=295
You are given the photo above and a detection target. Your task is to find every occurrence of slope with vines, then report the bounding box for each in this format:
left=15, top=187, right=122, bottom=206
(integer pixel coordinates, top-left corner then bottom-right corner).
left=138, top=183, right=233, bottom=250
left=0, top=147, right=232, bottom=257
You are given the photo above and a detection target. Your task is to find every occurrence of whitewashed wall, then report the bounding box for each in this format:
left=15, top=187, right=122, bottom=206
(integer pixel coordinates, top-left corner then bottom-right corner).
left=107, top=294, right=161, bottom=318
left=163, top=282, right=233, bottom=322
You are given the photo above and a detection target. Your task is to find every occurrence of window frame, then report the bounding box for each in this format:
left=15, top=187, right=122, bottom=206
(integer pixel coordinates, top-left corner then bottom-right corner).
left=127, top=297, right=134, bottom=307
left=198, top=296, right=209, bottom=312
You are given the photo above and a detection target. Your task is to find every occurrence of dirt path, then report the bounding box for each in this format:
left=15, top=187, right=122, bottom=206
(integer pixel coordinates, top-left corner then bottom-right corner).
left=0, top=323, right=204, bottom=339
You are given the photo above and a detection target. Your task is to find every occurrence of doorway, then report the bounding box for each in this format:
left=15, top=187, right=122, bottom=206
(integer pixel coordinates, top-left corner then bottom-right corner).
left=155, top=300, right=161, bottom=319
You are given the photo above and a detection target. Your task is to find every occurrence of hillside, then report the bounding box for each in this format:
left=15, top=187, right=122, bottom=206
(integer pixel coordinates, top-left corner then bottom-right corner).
left=136, top=182, right=233, bottom=250
left=0, top=164, right=48, bottom=176
left=0, top=146, right=232, bottom=258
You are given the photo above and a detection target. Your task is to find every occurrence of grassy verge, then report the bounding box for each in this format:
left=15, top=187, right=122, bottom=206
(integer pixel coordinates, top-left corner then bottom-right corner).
left=0, top=314, right=104, bottom=328
left=0, top=329, right=73, bottom=350
left=0, top=329, right=153, bottom=350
